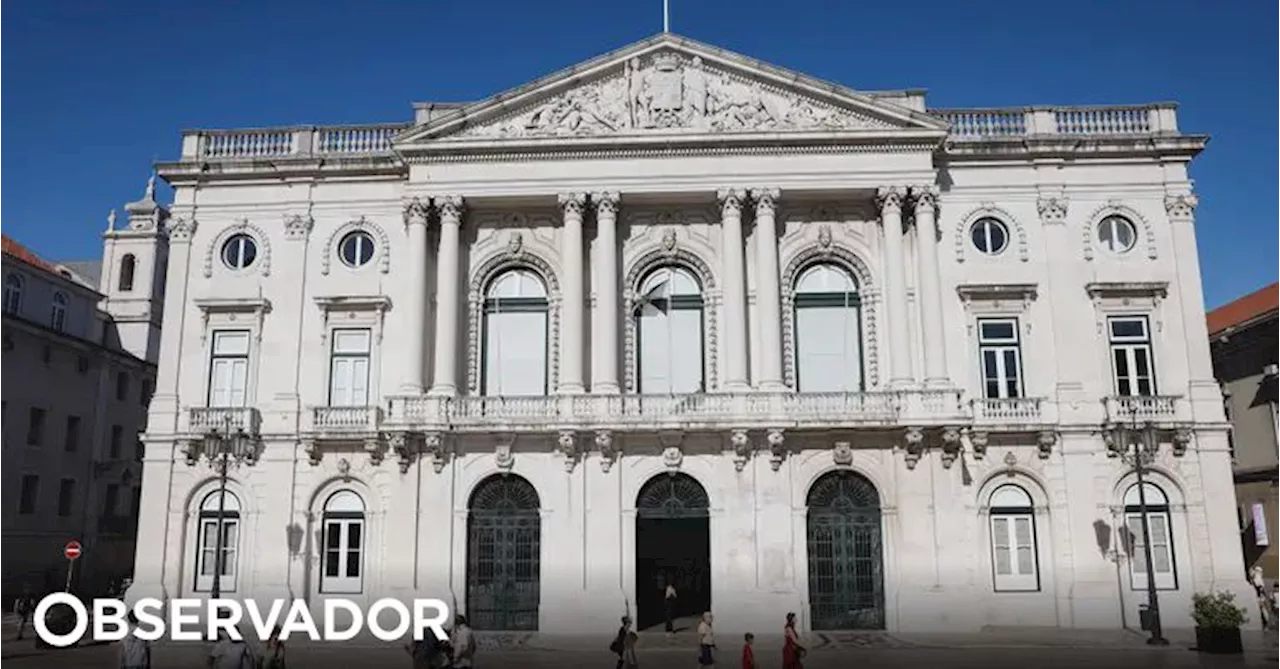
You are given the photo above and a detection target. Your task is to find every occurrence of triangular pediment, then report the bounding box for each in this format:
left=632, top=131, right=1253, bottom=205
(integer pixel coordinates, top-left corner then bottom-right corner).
left=398, top=34, right=948, bottom=147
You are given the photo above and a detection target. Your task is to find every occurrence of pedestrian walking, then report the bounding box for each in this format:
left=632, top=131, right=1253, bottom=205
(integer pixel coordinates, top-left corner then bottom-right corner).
left=696, top=612, right=716, bottom=667
left=663, top=579, right=677, bottom=634
left=741, top=633, right=755, bottom=669
left=622, top=631, right=639, bottom=669
left=782, top=612, right=805, bottom=669
left=13, top=587, right=36, bottom=641
left=261, top=625, right=286, bottom=669
left=208, top=630, right=257, bottom=669
left=118, top=612, right=151, bottom=669
left=450, top=615, right=475, bottom=668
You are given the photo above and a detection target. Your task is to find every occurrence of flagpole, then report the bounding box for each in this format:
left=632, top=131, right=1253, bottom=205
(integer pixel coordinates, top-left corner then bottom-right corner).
left=663, top=0, right=669, bottom=32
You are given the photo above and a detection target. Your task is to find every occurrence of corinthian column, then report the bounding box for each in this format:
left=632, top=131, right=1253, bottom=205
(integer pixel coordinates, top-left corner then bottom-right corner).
left=558, top=192, right=587, bottom=394
left=911, top=185, right=949, bottom=387
left=593, top=192, right=621, bottom=394
left=751, top=187, right=785, bottom=390
left=878, top=186, right=914, bottom=388
left=718, top=188, right=750, bottom=390
left=429, top=195, right=464, bottom=396
left=401, top=198, right=430, bottom=394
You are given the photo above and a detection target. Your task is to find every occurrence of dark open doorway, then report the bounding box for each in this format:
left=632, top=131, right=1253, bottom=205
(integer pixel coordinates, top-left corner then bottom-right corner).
left=634, top=473, right=711, bottom=632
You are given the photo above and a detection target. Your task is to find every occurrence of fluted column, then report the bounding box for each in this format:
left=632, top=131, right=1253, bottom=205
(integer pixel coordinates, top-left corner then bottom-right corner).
left=592, top=192, right=621, bottom=394
left=878, top=186, right=914, bottom=388
left=751, top=187, right=785, bottom=390
left=429, top=195, right=464, bottom=396
left=718, top=188, right=750, bottom=390
left=558, top=193, right=587, bottom=394
left=401, top=198, right=430, bottom=394
left=911, top=185, right=948, bottom=387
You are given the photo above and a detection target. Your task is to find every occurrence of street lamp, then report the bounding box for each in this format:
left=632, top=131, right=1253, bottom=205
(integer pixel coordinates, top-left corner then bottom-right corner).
left=1109, top=417, right=1169, bottom=646
left=202, top=420, right=255, bottom=600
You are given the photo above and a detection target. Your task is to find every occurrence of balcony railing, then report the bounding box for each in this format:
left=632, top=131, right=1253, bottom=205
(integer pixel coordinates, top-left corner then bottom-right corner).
left=933, top=104, right=1179, bottom=141
left=972, top=397, right=1045, bottom=425
left=180, top=124, right=411, bottom=161
left=188, top=406, right=262, bottom=435
left=1104, top=395, right=1184, bottom=424
left=310, top=406, right=383, bottom=434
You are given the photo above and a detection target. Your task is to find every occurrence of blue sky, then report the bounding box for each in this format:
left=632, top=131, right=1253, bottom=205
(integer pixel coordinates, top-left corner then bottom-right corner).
left=3, top=0, right=1275, bottom=308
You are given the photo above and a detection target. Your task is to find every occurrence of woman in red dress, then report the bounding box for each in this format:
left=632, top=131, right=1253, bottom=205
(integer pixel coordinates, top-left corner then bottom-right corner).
left=782, top=612, right=805, bottom=669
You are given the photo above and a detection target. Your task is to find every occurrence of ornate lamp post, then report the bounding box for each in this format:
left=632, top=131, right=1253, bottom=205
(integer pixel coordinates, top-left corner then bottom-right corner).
left=203, top=419, right=254, bottom=599
left=1109, top=417, right=1169, bottom=646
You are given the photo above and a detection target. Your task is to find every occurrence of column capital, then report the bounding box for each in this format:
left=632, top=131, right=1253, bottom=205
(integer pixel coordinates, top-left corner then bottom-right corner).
left=558, top=192, right=588, bottom=216
left=403, top=197, right=430, bottom=227
left=750, top=187, right=781, bottom=213
left=910, top=185, right=939, bottom=213
left=717, top=187, right=748, bottom=214
left=876, top=186, right=907, bottom=214
left=435, top=195, right=465, bottom=222
left=593, top=191, right=620, bottom=215
left=1164, top=193, right=1198, bottom=221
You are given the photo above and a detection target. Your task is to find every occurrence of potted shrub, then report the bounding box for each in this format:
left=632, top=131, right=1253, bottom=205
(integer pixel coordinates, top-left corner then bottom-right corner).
left=1191, top=591, right=1248, bottom=654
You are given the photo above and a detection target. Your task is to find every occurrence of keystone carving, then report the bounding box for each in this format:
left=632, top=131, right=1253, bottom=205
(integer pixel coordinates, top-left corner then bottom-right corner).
left=832, top=441, right=853, bottom=467
left=494, top=436, right=515, bottom=471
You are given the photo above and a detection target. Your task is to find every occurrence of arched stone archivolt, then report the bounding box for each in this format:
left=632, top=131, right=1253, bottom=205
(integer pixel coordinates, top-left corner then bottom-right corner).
left=320, top=217, right=391, bottom=275
left=622, top=245, right=720, bottom=393
left=466, top=250, right=562, bottom=395
left=954, top=204, right=1029, bottom=263
left=1082, top=201, right=1158, bottom=261
left=779, top=244, right=881, bottom=388
left=974, top=469, right=1051, bottom=512
left=1109, top=465, right=1187, bottom=509
left=203, top=219, right=272, bottom=278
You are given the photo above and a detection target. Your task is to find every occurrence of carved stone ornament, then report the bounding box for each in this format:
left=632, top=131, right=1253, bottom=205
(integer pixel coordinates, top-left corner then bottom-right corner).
left=403, top=197, right=431, bottom=227
left=303, top=439, right=321, bottom=467
left=1172, top=428, right=1192, bottom=457
left=388, top=432, right=417, bottom=474
left=902, top=427, right=925, bottom=470
left=557, top=430, right=579, bottom=473
left=495, top=437, right=515, bottom=471
left=284, top=213, right=314, bottom=241
left=166, top=216, right=198, bottom=243
left=454, top=51, right=889, bottom=140
left=1101, top=426, right=1123, bottom=458
left=179, top=440, right=199, bottom=466
left=425, top=432, right=448, bottom=473
left=436, top=195, right=465, bottom=222
left=876, top=186, right=906, bottom=214
left=968, top=429, right=989, bottom=460
left=662, top=445, right=683, bottom=471
left=661, top=228, right=678, bottom=254
left=1037, top=196, right=1068, bottom=223
left=595, top=430, right=616, bottom=473
left=321, top=217, right=392, bottom=275
left=1002, top=450, right=1018, bottom=475
left=940, top=427, right=962, bottom=470
left=336, top=457, right=351, bottom=480
left=364, top=436, right=385, bottom=467
left=730, top=429, right=751, bottom=472
left=1164, top=194, right=1198, bottom=221
left=817, top=224, right=833, bottom=250
left=506, top=231, right=524, bottom=257
left=205, top=218, right=271, bottom=278
left=766, top=429, right=785, bottom=471
left=832, top=441, right=853, bottom=467
left=1037, top=431, right=1057, bottom=460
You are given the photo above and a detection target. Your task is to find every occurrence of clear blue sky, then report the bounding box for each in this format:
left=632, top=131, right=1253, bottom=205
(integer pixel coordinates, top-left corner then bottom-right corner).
left=3, top=0, right=1275, bottom=308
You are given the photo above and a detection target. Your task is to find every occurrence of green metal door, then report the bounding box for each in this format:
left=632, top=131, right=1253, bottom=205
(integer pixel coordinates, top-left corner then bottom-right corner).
left=806, top=470, right=884, bottom=629
left=467, top=475, right=541, bottom=630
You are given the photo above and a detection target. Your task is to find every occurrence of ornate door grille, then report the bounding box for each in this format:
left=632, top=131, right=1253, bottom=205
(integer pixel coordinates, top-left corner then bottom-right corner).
left=467, top=475, right=541, bottom=631
left=636, top=472, right=709, bottom=519
left=806, top=471, right=884, bottom=630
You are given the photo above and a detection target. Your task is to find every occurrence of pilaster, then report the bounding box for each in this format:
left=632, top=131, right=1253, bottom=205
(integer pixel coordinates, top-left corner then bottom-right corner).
left=911, top=185, right=949, bottom=388
left=751, top=188, right=785, bottom=390
left=593, top=192, right=622, bottom=394
left=558, top=192, right=588, bottom=394
left=878, top=186, right=914, bottom=388
left=400, top=198, right=431, bottom=394
left=718, top=187, right=750, bottom=390
left=429, top=195, right=464, bottom=396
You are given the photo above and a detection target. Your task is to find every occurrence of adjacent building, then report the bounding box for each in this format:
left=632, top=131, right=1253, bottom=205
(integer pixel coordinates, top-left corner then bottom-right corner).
left=126, top=33, right=1249, bottom=634
left=1208, top=283, right=1279, bottom=583
left=1, top=187, right=168, bottom=602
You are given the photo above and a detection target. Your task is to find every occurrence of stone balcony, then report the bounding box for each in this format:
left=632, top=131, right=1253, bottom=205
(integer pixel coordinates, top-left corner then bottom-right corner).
left=307, top=405, right=384, bottom=437
left=932, top=104, right=1180, bottom=140
left=970, top=397, right=1053, bottom=429
left=1102, top=394, right=1189, bottom=427
left=187, top=406, right=262, bottom=436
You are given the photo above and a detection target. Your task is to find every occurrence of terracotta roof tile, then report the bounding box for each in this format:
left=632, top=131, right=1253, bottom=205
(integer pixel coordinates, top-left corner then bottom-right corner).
left=1, top=234, right=59, bottom=274
left=1207, top=283, right=1279, bottom=336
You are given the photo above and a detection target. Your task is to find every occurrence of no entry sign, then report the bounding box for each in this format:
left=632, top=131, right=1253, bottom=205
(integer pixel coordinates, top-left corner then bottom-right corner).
left=63, top=541, right=82, bottom=561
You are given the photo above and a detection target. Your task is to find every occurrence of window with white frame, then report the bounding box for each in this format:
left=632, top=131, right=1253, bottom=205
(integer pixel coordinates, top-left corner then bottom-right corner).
left=482, top=269, right=549, bottom=396
left=50, top=292, right=68, bottom=331
left=329, top=329, right=372, bottom=406
left=195, top=490, right=240, bottom=593
left=793, top=263, right=863, bottom=392
left=3, top=273, right=22, bottom=315
left=208, top=330, right=251, bottom=407
left=320, top=490, right=365, bottom=594
left=978, top=319, right=1022, bottom=399
left=635, top=265, right=705, bottom=393
left=1108, top=316, right=1155, bottom=396
left=989, top=484, right=1039, bottom=591
left=1124, top=482, right=1177, bottom=590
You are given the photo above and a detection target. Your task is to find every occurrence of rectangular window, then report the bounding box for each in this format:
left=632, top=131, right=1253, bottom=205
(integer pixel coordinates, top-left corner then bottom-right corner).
left=978, top=318, right=1022, bottom=399
left=208, top=330, right=251, bottom=407
left=26, top=407, right=45, bottom=446
left=64, top=415, right=81, bottom=452
left=1126, top=512, right=1177, bottom=590
left=109, top=425, right=123, bottom=459
left=1108, top=316, right=1155, bottom=396
left=195, top=518, right=239, bottom=592
left=116, top=371, right=129, bottom=401
left=328, top=329, right=372, bottom=406
left=320, top=517, right=364, bottom=593
left=104, top=484, right=120, bottom=517
left=991, top=513, right=1039, bottom=591
left=57, top=479, right=75, bottom=517
left=18, top=475, right=39, bottom=515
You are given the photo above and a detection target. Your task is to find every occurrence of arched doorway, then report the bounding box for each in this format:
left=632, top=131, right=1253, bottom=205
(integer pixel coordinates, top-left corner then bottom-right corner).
left=467, top=475, right=541, bottom=630
left=635, top=472, right=710, bottom=632
left=806, top=470, right=884, bottom=629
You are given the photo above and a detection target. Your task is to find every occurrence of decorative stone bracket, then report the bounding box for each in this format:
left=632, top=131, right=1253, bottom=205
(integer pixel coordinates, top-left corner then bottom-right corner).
left=940, top=427, right=962, bottom=469
left=1037, top=431, right=1057, bottom=460
left=967, top=428, right=989, bottom=460
left=902, top=427, right=925, bottom=470
left=596, top=431, right=617, bottom=472
left=1172, top=428, right=1191, bottom=457
left=766, top=429, right=785, bottom=471
left=424, top=432, right=449, bottom=473
left=303, top=439, right=322, bottom=466
left=556, top=430, right=580, bottom=473
left=364, top=435, right=386, bottom=468
left=730, top=429, right=751, bottom=472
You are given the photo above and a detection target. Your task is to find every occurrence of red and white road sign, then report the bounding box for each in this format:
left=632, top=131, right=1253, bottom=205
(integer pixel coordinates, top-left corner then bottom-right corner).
left=64, top=540, right=82, bottom=561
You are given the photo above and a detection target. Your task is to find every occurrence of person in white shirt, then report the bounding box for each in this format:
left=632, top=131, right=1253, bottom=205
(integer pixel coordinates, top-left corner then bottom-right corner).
left=208, top=630, right=257, bottom=669
left=451, top=615, right=475, bottom=668
left=118, top=612, right=151, bottom=669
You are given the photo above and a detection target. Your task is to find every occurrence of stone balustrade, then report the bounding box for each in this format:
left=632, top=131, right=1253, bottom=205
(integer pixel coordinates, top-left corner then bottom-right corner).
left=187, top=406, right=262, bottom=435
left=309, top=405, right=383, bottom=434
left=933, top=103, right=1180, bottom=140
left=971, top=397, right=1049, bottom=426
left=1103, top=394, right=1188, bottom=425
left=180, top=124, right=410, bottom=161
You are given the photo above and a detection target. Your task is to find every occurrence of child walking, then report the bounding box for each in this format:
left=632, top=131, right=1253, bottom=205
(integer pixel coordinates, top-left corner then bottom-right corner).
left=741, top=633, right=756, bottom=669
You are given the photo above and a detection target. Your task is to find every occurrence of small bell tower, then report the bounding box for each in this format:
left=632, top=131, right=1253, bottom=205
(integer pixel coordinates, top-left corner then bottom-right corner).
left=100, top=174, right=169, bottom=363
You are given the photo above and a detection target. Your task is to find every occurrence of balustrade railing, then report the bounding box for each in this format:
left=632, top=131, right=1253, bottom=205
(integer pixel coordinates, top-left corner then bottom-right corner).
left=188, top=406, right=262, bottom=435
left=972, top=397, right=1044, bottom=423
left=1104, top=395, right=1183, bottom=423
left=311, top=406, right=383, bottom=432
left=934, top=103, right=1178, bottom=141
left=183, top=124, right=410, bottom=161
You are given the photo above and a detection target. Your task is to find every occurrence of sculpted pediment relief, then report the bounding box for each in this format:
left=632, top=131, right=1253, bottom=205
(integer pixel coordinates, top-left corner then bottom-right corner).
left=400, top=36, right=947, bottom=145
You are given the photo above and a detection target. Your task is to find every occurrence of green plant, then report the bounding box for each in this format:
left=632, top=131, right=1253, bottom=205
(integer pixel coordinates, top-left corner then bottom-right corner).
left=1191, top=591, right=1248, bottom=629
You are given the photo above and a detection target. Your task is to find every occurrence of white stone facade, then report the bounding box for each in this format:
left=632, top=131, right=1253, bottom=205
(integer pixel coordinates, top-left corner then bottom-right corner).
left=128, top=34, right=1249, bottom=635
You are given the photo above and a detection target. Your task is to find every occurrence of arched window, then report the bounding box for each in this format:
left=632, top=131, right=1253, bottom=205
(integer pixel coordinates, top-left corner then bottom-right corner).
left=988, top=484, right=1038, bottom=592
left=4, top=273, right=23, bottom=315
left=320, top=490, right=366, bottom=594
left=195, top=490, right=241, bottom=593
left=118, top=254, right=136, bottom=292
left=1123, top=482, right=1177, bottom=590
left=50, top=292, right=68, bottom=332
left=482, top=269, right=549, bottom=396
left=635, top=265, right=705, bottom=394
left=793, top=263, right=863, bottom=392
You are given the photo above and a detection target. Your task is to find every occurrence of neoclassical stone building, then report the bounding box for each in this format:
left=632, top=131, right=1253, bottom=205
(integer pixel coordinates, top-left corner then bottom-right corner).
left=128, top=33, right=1248, bottom=634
